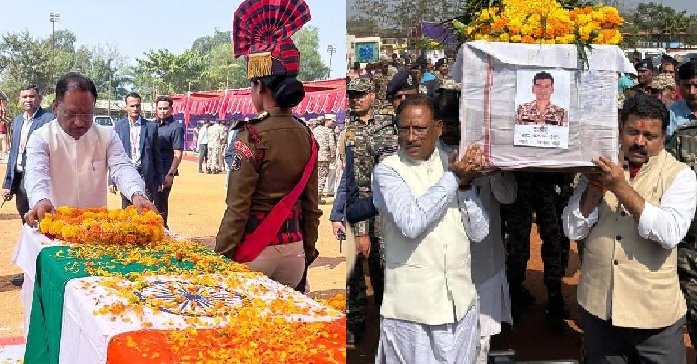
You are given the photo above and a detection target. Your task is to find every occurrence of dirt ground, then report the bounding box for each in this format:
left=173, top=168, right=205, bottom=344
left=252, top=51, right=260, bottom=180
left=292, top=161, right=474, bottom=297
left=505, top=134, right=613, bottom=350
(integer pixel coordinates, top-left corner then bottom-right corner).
left=0, top=154, right=345, bottom=338
left=347, top=224, right=697, bottom=363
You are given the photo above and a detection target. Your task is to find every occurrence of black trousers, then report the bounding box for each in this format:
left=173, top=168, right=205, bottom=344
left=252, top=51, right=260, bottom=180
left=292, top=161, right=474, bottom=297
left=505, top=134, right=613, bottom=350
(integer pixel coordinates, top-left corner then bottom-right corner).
left=580, top=308, right=686, bottom=364
left=154, top=185, right=172, bottom=228
left=198, top=144, right=208, bottom=172
left=11, top=172, right=30, bottom=224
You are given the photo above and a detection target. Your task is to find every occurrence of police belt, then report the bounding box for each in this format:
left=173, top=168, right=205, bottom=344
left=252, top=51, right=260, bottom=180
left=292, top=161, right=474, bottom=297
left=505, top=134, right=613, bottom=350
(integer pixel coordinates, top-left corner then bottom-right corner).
left=244, top=207, right=303, bottom=246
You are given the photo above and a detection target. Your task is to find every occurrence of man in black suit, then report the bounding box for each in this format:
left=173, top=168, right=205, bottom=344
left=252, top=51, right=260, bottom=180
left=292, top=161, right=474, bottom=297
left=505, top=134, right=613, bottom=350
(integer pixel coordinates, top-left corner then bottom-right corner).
left=109, top=92, right=163, bottom=207
left=1, top=84, right=54, bottom=286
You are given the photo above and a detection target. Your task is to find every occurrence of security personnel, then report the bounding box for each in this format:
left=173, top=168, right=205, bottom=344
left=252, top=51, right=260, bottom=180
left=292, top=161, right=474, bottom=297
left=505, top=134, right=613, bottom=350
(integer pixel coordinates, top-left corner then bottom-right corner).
left=385, top=70, right=419, bottom=113
left=501, top=172, right=567, bottom=333
left=216, top=0, right=321, bottom=291
left=667, top=61, right=697, bottom=349
left=624, top=59, right=654, bottom=100
left=343, top=76, right=374, bottom=344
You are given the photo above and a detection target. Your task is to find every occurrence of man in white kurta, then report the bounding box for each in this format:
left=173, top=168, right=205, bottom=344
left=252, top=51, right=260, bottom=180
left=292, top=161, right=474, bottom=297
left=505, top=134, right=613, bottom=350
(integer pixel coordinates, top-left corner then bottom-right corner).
left=373, top=95, right=489, bottom=364
left=436, top=80, right=515, bottom=362
left=23, top=73, right=154, bottom=225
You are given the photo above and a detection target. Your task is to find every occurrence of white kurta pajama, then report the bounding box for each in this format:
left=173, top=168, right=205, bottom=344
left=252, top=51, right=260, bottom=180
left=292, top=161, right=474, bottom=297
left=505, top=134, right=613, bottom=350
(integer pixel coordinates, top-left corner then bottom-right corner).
left=372, top=146, right=490, bottom=364
left=470, top=173, right=516, bottom=364
left=17, top=120, right=147, bottom=337
left=24, top=120, right=145, bottom=208
left=441, top=142, right=515, bottom=363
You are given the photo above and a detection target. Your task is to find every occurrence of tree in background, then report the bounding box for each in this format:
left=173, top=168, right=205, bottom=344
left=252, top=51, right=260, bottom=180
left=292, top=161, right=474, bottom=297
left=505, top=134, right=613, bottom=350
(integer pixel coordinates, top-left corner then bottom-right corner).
left=348, top=0, right=466, bottom=37
left=0, top=24, right=330, bottom=112
left=0, top=29, right=126, bottom=117
left=132, top=26, right=329, bottom=94
left=293, top=26, right=330, bottom=81
left=620, top=2, right=697, bottom=48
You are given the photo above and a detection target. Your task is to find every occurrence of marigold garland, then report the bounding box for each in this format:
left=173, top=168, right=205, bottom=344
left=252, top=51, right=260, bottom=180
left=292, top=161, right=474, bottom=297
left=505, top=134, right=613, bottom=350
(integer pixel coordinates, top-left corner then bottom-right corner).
left=39, top=206, right=165, bottom=245
left=452, top=0, right=623, bottom=45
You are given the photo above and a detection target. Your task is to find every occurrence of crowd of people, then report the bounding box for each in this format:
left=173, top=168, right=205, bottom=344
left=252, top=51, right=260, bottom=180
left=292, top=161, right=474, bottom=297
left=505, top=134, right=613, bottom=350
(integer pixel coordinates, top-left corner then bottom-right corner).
left=336, top=47, right=697, bottom=363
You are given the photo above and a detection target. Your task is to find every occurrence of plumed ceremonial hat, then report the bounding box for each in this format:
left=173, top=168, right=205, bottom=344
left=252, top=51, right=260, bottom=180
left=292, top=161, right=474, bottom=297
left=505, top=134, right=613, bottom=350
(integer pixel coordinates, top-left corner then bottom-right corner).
left=232, top=0, right=311, bottom=79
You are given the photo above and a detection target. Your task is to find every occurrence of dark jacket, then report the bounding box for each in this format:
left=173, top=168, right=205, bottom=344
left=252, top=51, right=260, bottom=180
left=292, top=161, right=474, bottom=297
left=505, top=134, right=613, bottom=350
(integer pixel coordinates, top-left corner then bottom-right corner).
left=111, top=117, right=163, bottom=190
left=3, top=107, right=54, bottom=191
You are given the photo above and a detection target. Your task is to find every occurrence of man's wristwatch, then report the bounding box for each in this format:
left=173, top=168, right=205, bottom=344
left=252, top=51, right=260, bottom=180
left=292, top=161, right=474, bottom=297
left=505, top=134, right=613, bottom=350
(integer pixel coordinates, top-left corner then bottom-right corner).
left=132, top=191, right=145, bottom=200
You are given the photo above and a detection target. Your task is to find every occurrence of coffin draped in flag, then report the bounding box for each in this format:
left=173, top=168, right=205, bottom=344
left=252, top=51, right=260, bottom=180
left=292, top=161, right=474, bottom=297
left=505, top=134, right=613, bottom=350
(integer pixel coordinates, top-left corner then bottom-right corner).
left=19, top=229, right=344, bottom=364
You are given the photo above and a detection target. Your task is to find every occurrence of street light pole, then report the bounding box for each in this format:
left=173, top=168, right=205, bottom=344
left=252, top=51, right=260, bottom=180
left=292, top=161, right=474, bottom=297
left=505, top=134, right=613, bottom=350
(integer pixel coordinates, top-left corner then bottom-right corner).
left=49, top=13, right=60, bottom=83
left=326, top=44, right=336, bottom=79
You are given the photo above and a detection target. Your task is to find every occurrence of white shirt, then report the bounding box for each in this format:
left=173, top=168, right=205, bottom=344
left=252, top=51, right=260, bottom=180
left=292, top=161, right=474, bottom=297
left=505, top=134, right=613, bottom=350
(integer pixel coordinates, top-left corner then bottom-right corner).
left=16, top=109, right=39, bottom=172
left=197, top=125, right=209, bottom=146
left=24, top=127, right=145, bottom=208
left=372, top=166, right=488, bottom=242
left=128, top=117, right=142, bottom=167
left=562, top=169, right=697, bottom=249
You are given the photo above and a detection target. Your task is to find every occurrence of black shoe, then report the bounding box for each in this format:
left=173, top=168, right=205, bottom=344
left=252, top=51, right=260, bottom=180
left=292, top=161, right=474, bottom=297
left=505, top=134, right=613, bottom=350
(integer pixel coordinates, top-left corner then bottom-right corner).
left=520, top=287, right=536, bottom=306
left=510, top=285, right=535, bottom=308
left=547, top=293, right=569, bottom=319
left=546, top=313, right=565, bottom=335
left=10, top=274, right=23, bottom=286
left=511, top=304, right=528, bottom=324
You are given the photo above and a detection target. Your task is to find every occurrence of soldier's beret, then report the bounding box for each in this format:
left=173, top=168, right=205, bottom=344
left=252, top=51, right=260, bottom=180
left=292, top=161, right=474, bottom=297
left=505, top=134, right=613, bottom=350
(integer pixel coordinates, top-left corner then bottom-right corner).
left=387, top=70, right=418, bottom=97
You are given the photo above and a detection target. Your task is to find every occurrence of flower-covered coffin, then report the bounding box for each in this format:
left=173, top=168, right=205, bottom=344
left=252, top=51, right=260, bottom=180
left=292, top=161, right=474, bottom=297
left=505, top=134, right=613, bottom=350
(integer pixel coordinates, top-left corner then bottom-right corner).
left=456, top=41, right=634, bottom=169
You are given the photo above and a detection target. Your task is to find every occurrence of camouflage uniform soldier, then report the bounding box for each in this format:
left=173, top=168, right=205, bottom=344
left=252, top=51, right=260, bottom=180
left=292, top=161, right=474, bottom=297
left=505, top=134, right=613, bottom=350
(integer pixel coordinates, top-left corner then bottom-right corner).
left=667, top=61, right=697, bottom=345
left=344, top=77, right=375, bottom=344
left=350, top=113, right=398, bottom=274
left=373, top=62, right=389, bottom=106
left=501, top=172, right=567, bottom=333
left=207, top=120, right=225, bottom=173
left=623, top=59, right=654, bottom=101
left=667, top=122, right=697, bottom=345
left=312, top=115, right=336, bottom=203
left=515, top=71, right=568, bottom=126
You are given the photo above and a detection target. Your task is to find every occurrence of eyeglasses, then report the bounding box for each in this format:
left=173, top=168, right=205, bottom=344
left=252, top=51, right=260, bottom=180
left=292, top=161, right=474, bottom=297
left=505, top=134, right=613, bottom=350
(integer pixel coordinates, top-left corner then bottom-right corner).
left=397, top=122, right=436, bottom=137
left=60, top=111, right=94, bottom=122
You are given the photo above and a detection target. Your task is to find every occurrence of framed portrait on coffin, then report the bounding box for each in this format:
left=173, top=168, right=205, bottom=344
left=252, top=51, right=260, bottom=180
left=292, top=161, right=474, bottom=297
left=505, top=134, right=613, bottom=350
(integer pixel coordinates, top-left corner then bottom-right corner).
left=513, top=69, right=571, bottom=149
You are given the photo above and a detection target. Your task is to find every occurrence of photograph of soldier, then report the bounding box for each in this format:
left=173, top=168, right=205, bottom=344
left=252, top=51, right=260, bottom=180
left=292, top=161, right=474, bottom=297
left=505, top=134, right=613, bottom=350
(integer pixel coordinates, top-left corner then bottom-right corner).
left=516, top=71, right=569, bottom=127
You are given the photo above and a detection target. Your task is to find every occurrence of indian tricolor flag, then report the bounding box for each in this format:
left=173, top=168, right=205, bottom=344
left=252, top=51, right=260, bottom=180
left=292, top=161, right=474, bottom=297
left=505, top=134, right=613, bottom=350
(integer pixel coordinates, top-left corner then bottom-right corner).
left=24, top=245, right=345, bottom=364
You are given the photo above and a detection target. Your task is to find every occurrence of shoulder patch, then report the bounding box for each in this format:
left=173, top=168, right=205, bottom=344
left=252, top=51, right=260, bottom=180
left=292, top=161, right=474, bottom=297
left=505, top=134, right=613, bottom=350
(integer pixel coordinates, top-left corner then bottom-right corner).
left=233, top=140, right=254, bottom=159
